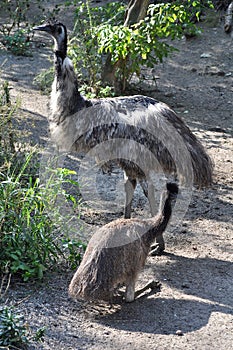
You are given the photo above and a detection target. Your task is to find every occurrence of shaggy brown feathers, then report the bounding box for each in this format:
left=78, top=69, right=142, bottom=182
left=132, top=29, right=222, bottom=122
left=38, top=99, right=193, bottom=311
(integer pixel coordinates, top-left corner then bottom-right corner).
left=34, top=22, right=213, bottom=253
left=68, top=182, right=178, bottom=302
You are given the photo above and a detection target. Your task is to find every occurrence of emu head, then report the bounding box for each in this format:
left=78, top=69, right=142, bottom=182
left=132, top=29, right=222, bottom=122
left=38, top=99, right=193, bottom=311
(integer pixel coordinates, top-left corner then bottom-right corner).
left=34, top=21, right=67, bottom=58
left=166, top=182, right=179, bottom=200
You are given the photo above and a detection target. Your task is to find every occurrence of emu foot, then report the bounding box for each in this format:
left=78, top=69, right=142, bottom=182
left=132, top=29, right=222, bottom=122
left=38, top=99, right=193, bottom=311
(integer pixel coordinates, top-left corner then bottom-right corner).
left=134, top=280, right=161, bottom=299
left=110, top=294, right=124, bottom=305
left=150, top=243, right=165, bottom=256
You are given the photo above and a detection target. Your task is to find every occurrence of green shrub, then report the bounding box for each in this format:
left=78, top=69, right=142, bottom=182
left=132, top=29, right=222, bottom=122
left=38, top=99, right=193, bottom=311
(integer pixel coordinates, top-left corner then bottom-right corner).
left=97, top=0, right=214, bottom=91
left=68, top=1, right=125, bottom=97
left=0, top=305, right=29, bottom=347
left=0, top=155, right=85, bottom=280
left=0, top=0, right=61, bottom=56
left=33, top=66, right=54, bottom=94
left=0, top=305, right=46, bottom=347
left=0, top=82, right=86, bottom=281
left=67, top=0, right=214, bottom=94
left=3, top=29, right=32, bottom=56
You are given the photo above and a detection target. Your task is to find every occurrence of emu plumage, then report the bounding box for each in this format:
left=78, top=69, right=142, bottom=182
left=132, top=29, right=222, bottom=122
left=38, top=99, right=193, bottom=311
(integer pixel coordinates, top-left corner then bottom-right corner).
left=34, top=22, right=213, bottom=253
left=69, top=182, right=178, bottom=302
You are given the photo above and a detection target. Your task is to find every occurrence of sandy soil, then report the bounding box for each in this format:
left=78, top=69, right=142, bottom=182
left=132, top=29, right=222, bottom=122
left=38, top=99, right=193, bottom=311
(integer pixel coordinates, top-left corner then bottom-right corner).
left=0, top=3, right=232, bottom=350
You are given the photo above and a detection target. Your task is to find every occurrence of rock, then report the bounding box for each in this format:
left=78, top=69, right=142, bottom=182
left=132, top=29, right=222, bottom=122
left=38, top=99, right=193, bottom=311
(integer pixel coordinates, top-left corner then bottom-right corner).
left=200, top=53, right=212, bottom=58
left=204, top=66, right=225, bottom=76
left=176, top=330, right=184, bottom=336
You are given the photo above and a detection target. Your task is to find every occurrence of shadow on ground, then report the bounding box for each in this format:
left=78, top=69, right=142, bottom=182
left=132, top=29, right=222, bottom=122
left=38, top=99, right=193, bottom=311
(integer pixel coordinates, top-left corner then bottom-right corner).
left=93, top=252, right=233, bottom=335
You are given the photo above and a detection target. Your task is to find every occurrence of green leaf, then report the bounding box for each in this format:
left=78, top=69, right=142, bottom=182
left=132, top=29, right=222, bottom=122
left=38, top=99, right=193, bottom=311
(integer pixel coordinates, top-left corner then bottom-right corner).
left=141, top=52, right=147, bottom=60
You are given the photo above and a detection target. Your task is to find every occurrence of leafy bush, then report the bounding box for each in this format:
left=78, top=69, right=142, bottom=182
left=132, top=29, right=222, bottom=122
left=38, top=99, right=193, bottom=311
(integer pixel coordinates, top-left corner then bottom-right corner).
left=0, top=0, right=61, bottom=56
left=0, top=157, right=85, bottom=280
left=0, top=81, right=17, bottom=162
left=0, top=305, right=29, bottom=347
left=67, top=0, right=213, bottom=94
left=68, top=1, right=125, bottom=97
left=97, top=0, right=214, bottom=92
left=3, top=29, right=32, bottom=56
left=0, top=83, right=86, bottom=281
left=0, top=305, right=45, bottom=347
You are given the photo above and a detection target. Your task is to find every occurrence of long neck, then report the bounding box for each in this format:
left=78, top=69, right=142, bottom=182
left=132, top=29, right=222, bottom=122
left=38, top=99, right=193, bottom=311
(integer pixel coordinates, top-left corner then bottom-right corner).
left=159, top=195, right=173, bottom=230
left=54, top=27, right=67, bottom=62
left=53, top=28, right=68, bottom=80
left=144, top=193, right=173, bottom=246
left=51, top=37, right=88, bottom=123
left=53, top=31, right=67, bottom=76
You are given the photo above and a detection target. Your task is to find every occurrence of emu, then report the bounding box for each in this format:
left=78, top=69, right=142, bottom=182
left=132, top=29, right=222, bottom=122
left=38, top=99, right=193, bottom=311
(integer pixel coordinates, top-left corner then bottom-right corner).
left=34, top=22, right=213, bottom=253
left=69, top=182, right=178, bottom=303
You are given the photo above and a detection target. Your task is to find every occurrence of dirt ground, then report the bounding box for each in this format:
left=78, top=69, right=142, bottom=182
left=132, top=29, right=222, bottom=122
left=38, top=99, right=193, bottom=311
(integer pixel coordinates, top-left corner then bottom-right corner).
left=0, top=3, right=233, bottom=350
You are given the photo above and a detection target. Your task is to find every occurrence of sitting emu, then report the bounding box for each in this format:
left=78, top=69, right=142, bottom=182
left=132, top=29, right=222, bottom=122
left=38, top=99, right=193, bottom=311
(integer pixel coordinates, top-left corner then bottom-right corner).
left=69, top=182, right=178, bottom=303
left=34, top=22, right=213, bottom=254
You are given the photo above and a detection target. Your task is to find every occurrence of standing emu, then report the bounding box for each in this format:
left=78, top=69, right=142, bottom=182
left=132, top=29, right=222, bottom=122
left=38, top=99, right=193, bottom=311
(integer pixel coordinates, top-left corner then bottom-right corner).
left=69, top=182, right=178, bottom=303
left=34, top=22, right=213, bottom=253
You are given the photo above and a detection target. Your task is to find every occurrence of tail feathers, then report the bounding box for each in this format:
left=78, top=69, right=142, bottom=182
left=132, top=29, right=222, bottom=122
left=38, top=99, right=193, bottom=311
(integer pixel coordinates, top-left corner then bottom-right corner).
left=157, top=102, right=213, bottom=188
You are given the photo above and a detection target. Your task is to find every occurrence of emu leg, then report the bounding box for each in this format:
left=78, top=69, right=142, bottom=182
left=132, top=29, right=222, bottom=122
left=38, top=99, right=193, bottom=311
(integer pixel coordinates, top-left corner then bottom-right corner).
left=135, top=280, right=161, bottom=299
left=124, top=176, right=137, bottom=219
left=125, top=279, right=136, bottom=302
left=147, top=181, right=165, bottom=255
left=138, top=178, right=148, bottom=198
left=150, top=236, right=165, bottom=256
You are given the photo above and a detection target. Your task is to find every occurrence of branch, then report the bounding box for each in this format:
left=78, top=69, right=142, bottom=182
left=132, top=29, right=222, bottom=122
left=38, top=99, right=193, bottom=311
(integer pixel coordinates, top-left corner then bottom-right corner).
left=0, top=273, right=11, bottom=299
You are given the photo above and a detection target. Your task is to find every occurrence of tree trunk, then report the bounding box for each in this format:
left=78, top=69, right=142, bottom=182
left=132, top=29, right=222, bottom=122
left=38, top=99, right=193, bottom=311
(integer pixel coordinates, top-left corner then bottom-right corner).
left=101, top=0, right=150, bottom=93
left=224, top=1, right=233, bottom=33
left=124, top=0, right=150, bottom=26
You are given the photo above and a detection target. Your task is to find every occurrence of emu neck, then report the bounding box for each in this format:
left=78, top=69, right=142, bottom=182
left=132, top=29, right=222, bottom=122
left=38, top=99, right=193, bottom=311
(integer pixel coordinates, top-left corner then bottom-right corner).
left=53, top=36, right=67, bottom=62
left=145, top=195, right=173, bottom=246
left=51, top=51, right=88, bottom=124
left=53, top=34, right=68, bottom=78
left=160, top=196, right=173, bottom=229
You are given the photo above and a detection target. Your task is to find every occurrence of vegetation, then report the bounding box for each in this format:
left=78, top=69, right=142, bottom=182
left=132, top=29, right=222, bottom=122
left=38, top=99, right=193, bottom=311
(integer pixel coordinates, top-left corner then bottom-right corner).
left=0, top=82, right=86, bottom=282
left=0, top=0, right=61, bottom=55
left=69, top=0, right=214, bottom=94
left=2, top=28, right=32, bottom=56
left=32, top=1, right=214, bottom=95
left=0, top=159, right=84, bottom=281
left=0, top=305, right=45, bottom=347
left=68, top=1, right=125, bottom=97
left=0, top=305, right=29, bottom=347
left=0, top=79, right=85, bottom=347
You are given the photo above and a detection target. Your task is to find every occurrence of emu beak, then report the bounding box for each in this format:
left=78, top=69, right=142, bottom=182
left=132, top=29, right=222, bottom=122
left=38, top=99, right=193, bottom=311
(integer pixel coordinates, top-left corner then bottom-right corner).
left=33, top=24, right=52, bottom=34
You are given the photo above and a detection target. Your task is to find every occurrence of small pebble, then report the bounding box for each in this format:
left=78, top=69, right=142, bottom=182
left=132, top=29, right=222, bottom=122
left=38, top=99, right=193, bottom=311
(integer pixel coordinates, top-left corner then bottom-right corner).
left=103, top=331, right=111, bottom=336
left=176, top=329, right=184, bottom=336
left=200, top=53, right=212, bottom=58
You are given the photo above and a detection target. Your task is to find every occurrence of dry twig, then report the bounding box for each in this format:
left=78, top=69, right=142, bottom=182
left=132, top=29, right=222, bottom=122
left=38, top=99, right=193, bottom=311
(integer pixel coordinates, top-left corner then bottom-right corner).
left=0, top=273, right=11, bottom=299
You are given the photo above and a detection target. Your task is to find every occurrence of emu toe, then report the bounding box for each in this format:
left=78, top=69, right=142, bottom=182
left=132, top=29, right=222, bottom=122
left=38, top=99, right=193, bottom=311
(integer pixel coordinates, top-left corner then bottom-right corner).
left=150, top=243, right=165, bottom=256
left=134, top=280, right=161, bottom=299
